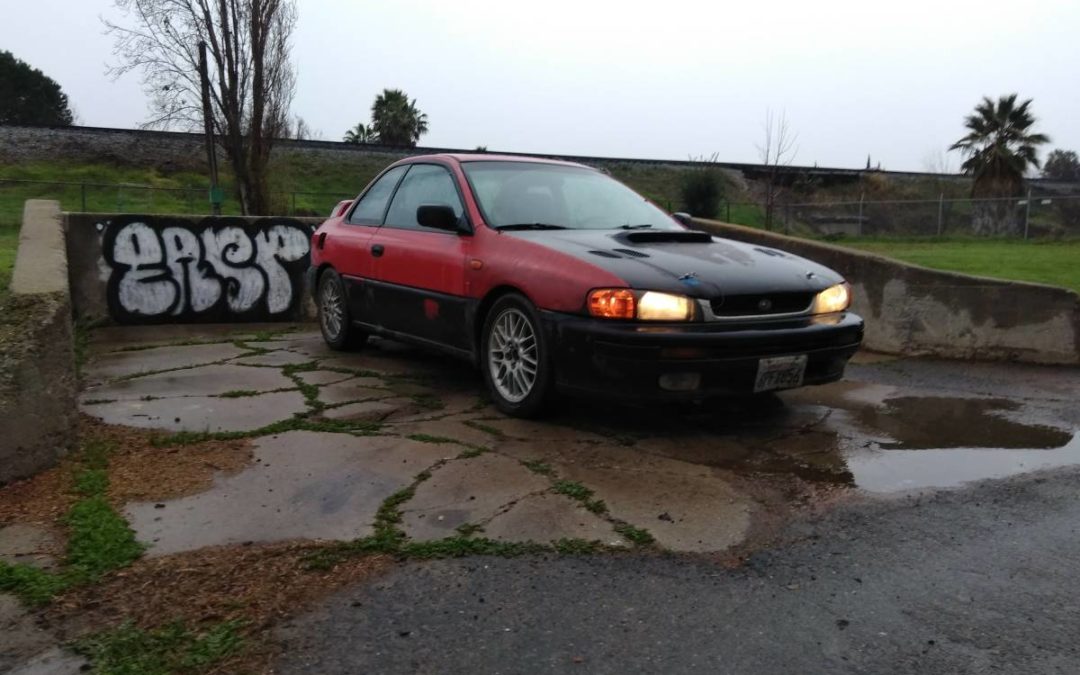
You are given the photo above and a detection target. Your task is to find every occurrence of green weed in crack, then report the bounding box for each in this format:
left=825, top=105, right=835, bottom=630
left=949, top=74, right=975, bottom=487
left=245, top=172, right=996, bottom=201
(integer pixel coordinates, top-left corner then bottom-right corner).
left=149, top=417, right=384, bottom=447
left=217, top=389, right=285, bottom=399
left=553, top=479, right=609, bottom=515
left=463, top=420, right=505, bottom=438
left=410, top=393, right=445, bottom=411
left=74, top=619, right=245, bottom=675
left=521, top=459, right=554, bottom=476
left=407, top=433, right=459, bottom=445
left=614, top=523, right=656, bottom=546
left=0, top=439, right=144, bottom=606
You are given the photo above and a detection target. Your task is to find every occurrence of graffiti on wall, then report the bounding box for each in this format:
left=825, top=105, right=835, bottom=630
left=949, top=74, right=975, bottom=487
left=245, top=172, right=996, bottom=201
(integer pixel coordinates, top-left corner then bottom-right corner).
left=101, top=215, right=313, bottom=323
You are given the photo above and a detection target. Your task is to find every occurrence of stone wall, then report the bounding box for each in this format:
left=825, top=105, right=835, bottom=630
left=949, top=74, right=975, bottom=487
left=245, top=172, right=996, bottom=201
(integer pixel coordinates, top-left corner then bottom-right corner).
left=0, top=201, right=78, bottom=484
left=66, top=212, right=322, bottom=324
left=694, top=219, right=1080, bottom=365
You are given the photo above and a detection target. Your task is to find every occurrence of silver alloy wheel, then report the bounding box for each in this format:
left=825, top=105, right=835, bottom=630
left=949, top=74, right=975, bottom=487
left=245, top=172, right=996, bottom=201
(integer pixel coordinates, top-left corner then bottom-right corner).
left=320, top=279, right=345, bottom=339
left=487, top=307, right=539, bottom=403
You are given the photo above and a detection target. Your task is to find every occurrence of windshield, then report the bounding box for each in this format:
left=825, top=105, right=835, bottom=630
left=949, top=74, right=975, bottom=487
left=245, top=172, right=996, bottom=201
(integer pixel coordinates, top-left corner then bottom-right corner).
left=462, top=161, right=682, bottom=230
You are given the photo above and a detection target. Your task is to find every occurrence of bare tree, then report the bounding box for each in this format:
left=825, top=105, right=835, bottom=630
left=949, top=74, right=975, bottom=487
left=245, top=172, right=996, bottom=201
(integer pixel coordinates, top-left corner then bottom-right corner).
left=922, top=148, right=953, bottom=175
left=106, top=0, right=297, bottom=215
left=755, top=110, right=798, bottom=231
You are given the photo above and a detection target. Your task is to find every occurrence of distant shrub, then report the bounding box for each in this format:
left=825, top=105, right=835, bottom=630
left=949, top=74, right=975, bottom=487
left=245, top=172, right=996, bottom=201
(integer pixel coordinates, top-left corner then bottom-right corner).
left=680, top=169, right=723, bottom=218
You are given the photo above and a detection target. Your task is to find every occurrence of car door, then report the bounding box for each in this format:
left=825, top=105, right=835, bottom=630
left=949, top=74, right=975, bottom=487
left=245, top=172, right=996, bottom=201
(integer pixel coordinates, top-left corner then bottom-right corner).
left=369, top=163, right=472, bottom=352
left=332, top=164, right=409, bottom=320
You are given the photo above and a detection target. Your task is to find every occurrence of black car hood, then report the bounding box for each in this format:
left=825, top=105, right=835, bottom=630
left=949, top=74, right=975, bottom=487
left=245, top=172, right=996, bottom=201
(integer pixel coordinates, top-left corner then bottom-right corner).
left=505, top=229, right=843, bottom=298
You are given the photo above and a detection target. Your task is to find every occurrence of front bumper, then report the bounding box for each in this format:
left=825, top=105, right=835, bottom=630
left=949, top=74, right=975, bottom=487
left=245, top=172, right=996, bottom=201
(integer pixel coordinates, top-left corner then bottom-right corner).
left=543, top=311, right=864, bottom=400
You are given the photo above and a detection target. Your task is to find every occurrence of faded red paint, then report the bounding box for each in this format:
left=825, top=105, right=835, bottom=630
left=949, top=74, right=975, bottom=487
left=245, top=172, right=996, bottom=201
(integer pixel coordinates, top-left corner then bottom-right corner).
left=423, top=298, right=440, bottom=320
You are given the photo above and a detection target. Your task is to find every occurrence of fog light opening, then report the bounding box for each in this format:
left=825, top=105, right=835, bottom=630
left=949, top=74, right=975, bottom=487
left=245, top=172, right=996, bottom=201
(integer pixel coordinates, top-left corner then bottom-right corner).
left=659, top=372, right=702, bottom=392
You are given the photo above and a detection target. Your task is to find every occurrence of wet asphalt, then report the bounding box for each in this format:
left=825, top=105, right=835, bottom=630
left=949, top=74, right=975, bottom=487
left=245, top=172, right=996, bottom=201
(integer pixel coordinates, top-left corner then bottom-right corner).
left=276, top=463, right=1080, bottom=674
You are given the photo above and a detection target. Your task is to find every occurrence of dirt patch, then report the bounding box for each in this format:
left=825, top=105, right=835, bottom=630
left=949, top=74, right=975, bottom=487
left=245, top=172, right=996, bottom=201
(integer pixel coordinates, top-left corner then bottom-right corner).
left=0, top=460, right=77, bottom=528
left=0, top=417, right=251, bottom=541
left=47, top=542, right=392, bottom=673
left=81, top=417, right=253, bottom=504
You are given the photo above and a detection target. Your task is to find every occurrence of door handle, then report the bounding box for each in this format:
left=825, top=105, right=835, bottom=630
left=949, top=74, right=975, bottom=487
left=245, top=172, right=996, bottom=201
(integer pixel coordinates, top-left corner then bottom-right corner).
left=371, top=244, right=384, bottom=257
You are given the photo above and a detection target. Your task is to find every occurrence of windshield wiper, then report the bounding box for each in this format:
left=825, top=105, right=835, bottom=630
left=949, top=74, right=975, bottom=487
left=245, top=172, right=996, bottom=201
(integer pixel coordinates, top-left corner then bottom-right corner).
left=617, top=224, right=655, bottom=230
left=494, top=223, right=569, bottom=231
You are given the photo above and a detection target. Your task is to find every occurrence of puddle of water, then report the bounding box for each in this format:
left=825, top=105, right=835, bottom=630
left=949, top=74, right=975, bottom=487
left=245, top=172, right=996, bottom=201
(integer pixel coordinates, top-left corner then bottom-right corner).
left=849, top=434, right=1080, bottom=493
left=845, top=396, right=1077, bottom=492
left=852, top=397, right=1072, bottom=450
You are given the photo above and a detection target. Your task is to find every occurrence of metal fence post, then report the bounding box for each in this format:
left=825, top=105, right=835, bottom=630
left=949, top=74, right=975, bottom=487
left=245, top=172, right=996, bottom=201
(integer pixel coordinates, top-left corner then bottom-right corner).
left=292, top=192, right=297, bottom=216
left=937, top=192, right=944, bottom=236
left=858, top=192, right=865, bottom=236
left=1023, top=188, right=1032, bottom=240
left=726, top=201, right=731, bottom=223
left=80, top=183, right=87, bottom=212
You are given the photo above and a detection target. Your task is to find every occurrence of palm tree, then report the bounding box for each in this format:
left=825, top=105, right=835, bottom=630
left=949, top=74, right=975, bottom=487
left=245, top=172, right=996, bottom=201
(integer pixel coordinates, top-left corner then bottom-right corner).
left=950, top=94, right=1049, bottom=196
left=343, top=122, right=377, bottom=144
left=949, top=94, right=1049, bottom=235
left=370, top=89, right=428, bottom=147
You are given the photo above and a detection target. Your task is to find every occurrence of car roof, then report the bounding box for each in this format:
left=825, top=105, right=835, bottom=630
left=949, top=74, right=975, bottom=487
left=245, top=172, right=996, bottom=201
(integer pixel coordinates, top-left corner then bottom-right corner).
left=402, top=153, right=592, bottom=169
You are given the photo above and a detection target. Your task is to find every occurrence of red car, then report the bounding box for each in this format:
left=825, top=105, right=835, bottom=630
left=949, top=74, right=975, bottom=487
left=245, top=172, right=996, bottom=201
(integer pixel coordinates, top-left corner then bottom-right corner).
left=309, top=155, right=863, bottom=417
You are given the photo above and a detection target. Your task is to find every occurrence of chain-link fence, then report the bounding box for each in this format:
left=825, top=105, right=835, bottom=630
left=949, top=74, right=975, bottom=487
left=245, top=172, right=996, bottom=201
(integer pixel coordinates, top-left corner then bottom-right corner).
left=0, top=179, right=354, bottom=228
left=720, top=194, right=1080, bottom=240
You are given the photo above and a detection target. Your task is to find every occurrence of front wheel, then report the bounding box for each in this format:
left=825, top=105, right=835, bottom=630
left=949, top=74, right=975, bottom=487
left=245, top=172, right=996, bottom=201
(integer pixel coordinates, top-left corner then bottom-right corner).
left=317, top=269, right=367, bottom=351
left=481, top=294, right=554, bottom=418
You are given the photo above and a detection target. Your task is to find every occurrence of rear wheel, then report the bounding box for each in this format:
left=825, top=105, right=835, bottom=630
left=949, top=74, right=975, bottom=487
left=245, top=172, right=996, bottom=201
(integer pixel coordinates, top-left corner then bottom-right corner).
left=481, top=294, right=553, bottom=418
left=317, top=269, right=367, bottom=350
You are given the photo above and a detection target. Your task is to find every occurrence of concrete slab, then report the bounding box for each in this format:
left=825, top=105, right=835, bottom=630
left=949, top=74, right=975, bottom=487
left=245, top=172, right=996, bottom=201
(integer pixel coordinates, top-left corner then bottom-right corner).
left=81, top=364, right=294, bottom=402
left=402, top=453, right=550, bottom=541
left=499, top=441, right=753, bottom=553
left=482, top=493, right=627, bottom=546
left=0, top=524, right=60, bottom=571
left=0, top=596, right=84, bottom=675
left=295, top=370, right=357, bottom=387
left=83, top=343, right=248, bottom=382
left=387, top=419, right=502, bottom=448
left=471, top=417, right=612, bottom=444
left=87, top=324, right=305, bottom=354
left=321, top=399, right=417, bottom=423
left=233, top=350, right=316, bottom=367
left=84, top=391, right=308, bottom=432
left=125, top=431, right=454, bottom=555
left=317, top=379, right=391, bottom=406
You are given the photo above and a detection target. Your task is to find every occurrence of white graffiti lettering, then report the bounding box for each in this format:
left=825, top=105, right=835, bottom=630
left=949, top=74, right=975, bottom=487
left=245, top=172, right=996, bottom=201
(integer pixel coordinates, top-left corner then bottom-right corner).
left=103, top=218, right=311, bottom=321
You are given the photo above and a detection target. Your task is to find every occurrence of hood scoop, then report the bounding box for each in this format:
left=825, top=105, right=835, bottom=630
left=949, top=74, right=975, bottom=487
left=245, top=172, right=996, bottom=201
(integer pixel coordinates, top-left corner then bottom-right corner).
left=620, top=231, right=713, bottom=244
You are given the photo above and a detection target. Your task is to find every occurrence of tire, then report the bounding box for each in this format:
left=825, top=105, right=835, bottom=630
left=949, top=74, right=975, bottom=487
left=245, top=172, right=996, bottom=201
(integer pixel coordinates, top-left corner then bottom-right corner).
left=481, top=294, right=554, bottom=418
left=317, top=269, right=367, bottom=351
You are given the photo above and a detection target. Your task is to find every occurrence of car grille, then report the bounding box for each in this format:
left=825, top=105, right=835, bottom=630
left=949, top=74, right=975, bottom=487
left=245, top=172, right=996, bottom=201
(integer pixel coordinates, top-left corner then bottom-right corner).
left=709, top=291, right=814, bottom=317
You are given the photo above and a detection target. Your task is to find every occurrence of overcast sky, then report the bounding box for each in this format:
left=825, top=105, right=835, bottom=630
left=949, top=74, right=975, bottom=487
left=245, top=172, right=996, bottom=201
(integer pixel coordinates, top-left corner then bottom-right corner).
left=3, top=0, right=1077, bottom=172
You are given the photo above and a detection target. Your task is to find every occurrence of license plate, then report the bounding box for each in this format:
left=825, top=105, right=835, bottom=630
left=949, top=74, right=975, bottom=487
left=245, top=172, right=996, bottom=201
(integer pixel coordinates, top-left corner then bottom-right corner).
left=754, top=355, right=808, bottom=393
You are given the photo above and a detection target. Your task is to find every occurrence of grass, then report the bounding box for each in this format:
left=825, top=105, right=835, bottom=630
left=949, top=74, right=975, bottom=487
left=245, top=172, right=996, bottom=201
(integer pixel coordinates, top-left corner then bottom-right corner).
left=74, top=620, right=245, bottom=675
left=0, top=225, right=16, bottom=295
left=0, top=439, right=144, bottom=606
left=837, top=237, right=1080, bottom=292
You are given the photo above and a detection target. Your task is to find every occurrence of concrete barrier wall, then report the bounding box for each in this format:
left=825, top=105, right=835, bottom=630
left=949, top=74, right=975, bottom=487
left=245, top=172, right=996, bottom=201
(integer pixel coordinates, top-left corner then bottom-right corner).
left=0, top=200, right=78, bottom=484
left=66, top=213, right=321, bottom=324
left=694, top=218, right=1080, bottom=365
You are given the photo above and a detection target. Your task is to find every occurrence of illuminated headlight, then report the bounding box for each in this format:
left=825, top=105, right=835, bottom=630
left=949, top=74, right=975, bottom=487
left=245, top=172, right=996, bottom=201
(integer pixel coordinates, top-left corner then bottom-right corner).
left=812, top=282, right=852, bottom=314
left=638, top=291, right=693, bottom=321
left=587, top=289, right=694, bottom=321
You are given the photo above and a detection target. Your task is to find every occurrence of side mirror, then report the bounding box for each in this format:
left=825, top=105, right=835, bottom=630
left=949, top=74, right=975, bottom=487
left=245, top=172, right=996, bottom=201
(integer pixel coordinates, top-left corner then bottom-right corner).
left=672, top=212, right=693, bottom=227
left=417, top=204, right=462, bottom=232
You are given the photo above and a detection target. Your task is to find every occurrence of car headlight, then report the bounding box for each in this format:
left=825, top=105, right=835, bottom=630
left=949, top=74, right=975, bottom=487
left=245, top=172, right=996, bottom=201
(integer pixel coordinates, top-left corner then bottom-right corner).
left=587, top=289, right=694, bottom=321
left=812, top=282, right=852, bottom=314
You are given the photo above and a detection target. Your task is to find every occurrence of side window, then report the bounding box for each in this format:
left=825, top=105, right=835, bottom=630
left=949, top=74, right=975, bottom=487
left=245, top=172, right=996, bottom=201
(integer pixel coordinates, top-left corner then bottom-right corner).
left=383, top=164, right=464, bottom=231
left=347, top=165, right=409, bottom=225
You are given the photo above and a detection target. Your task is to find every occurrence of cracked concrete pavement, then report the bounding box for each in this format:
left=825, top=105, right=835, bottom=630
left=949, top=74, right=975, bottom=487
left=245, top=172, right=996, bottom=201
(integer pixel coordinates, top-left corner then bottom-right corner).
left=72, top=324, right=1080, bottom=557
left=3, top=322, right=1078, bottom=673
